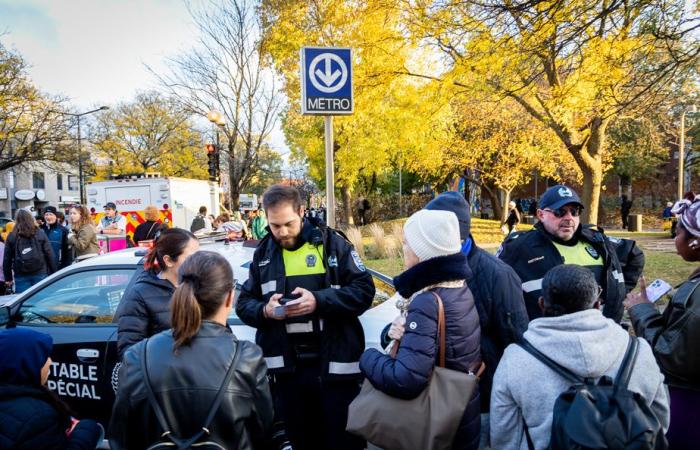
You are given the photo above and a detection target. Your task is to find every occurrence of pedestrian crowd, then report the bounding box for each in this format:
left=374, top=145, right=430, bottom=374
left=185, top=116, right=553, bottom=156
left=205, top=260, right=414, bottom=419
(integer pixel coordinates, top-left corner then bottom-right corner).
left=0, top=183, right=698, bottom=450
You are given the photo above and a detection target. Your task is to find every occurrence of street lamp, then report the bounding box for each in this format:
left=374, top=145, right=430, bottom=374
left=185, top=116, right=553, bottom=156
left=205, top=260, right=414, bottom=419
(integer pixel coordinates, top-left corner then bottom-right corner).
left=58, top=106, right=110, bottom=204
left=678, top=104, right=698, bottom=201
left=207, top=110, right=226, bottom=203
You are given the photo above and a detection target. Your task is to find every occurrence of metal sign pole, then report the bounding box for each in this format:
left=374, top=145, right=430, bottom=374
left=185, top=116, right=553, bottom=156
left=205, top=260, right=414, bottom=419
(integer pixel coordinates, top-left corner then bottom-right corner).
left=325, top=115, right=335, bottom=228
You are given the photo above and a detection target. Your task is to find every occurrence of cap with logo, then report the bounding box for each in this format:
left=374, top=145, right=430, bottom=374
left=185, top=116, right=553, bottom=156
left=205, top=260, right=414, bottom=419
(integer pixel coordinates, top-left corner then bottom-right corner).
left=104, top=202, right=117, bottom=210
left=539, top=185, right=584, bottom=211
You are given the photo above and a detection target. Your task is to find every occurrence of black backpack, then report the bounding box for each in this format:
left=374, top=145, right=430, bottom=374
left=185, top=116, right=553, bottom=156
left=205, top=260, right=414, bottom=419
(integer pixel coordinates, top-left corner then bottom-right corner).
left=14, top=235, right=44, bottom=274
left=140, top=338, right=241, bottom=450
left=518, top=337, right=667, bottom=450
left=191, top=215, right=206, bottom=232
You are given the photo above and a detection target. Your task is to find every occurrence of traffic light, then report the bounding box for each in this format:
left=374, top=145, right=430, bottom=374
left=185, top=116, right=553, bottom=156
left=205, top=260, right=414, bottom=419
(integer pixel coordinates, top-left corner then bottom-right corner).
left=206, top=144, right=219, bottom=182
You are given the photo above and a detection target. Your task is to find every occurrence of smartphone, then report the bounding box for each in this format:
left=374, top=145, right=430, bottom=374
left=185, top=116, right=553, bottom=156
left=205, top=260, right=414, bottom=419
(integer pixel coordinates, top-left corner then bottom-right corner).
left=645, top=279, right=672, bottom=303
left=272, top=297, right=303, bottom=317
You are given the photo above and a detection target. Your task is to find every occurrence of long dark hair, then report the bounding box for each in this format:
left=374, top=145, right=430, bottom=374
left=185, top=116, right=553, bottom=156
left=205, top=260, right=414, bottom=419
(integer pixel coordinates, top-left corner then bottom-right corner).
left=144, top=228, right=196, bottom=272
left=171, top=251, right=234, bottom=350
left=14, top=209, right=37, bottom=238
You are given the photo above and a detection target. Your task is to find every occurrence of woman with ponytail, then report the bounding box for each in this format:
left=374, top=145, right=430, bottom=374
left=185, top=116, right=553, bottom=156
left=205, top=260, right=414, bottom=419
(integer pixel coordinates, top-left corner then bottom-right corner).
left=109, top=251, right=274, bottom=450
left=114, top=228, right=199, bottom=358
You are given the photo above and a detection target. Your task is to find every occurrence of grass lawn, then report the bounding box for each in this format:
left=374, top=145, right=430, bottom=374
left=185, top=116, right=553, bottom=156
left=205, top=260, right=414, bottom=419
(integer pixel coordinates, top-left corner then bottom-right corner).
left=365, top=248, right=697, bottom=287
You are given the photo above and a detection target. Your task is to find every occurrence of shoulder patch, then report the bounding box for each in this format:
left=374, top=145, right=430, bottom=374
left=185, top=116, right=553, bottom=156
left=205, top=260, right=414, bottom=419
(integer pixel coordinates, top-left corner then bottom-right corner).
left=607, top=236, right=621, bottom=244
left=351, top=250, right=366, bottom=272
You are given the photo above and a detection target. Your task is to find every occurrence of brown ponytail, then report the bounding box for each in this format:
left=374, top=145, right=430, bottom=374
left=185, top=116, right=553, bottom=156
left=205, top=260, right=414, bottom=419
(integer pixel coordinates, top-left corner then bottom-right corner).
left=145, top=228, right=196, bottom=272
left=170, top=251, right=234, bottom=351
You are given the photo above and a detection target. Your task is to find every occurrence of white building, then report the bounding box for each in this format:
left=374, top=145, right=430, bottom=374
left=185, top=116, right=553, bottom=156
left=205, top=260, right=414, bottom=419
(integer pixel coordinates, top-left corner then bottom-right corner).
left=0, top=165, right=81, bottom=218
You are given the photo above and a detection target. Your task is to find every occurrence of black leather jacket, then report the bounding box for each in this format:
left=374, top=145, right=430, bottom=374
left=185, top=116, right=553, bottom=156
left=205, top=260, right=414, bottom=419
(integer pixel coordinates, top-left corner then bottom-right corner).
left=630, top=274, right=700, bottom=391
left=109, top=321, right=274, bottom=450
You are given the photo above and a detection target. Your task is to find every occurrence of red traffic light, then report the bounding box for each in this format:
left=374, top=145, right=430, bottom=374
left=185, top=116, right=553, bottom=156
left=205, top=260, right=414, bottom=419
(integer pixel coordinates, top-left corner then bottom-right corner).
left=205, top=144, right=216, bottom=153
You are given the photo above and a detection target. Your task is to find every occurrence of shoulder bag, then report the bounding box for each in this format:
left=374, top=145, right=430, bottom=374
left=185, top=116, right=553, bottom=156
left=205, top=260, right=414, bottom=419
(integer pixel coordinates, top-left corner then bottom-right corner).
left=346, top=291, right=482, bottom=450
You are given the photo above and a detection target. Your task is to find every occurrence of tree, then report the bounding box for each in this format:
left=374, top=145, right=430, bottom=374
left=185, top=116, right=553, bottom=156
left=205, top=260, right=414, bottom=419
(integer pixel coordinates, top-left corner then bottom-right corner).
left=406, top=0, right=700, bottom=223
left=153, top=0, right=281, bottom=209
left=92, top=91, right=208, bottom=179
left=234, top=143, right=283, bottom=195
left=0, top=40, right=73, bottom=171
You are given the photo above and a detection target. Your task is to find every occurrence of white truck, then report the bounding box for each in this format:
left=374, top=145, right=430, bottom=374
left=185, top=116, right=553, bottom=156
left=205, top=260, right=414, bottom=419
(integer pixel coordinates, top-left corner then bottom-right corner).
left=238, top=193, right=258, bottom=211
left=86, top=177, right=221, bottom=235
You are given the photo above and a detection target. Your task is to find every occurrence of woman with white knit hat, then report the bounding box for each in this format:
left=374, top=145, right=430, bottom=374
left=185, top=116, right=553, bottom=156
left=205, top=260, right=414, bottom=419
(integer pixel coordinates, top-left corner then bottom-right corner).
left=359, top=209, right=482, bottom=450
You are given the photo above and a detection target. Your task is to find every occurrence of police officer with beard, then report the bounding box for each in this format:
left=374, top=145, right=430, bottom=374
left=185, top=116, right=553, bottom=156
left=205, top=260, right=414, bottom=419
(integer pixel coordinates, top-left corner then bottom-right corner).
left=498, top=185, right=644, bottom=323
left=236, top=185, right=375, bottom=450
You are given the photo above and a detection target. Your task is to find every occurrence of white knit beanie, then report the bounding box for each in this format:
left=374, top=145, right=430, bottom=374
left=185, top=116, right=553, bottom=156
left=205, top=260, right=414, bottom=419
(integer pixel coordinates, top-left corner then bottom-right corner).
left=403, top=209, right=461, bottom=262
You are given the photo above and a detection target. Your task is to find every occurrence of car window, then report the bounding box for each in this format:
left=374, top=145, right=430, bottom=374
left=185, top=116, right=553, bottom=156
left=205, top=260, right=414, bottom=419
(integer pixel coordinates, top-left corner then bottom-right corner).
left=17, top=269, right=136, bottom=324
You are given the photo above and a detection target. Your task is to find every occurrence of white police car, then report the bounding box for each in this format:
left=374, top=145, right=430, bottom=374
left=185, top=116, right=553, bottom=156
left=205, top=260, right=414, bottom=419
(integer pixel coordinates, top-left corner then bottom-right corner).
left=0, top=239, right=397, bottom=434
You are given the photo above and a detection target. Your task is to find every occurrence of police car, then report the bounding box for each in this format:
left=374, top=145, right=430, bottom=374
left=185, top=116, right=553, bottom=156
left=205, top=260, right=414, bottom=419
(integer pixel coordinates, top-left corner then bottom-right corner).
left=0, top=239, right=397, bottom=436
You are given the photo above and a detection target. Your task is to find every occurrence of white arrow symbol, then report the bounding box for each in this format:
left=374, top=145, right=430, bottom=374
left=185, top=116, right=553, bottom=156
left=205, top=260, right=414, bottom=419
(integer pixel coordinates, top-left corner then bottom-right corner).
left=315, top=57, right=342, bottom=87
left=308, top=53, right=348, bottom=94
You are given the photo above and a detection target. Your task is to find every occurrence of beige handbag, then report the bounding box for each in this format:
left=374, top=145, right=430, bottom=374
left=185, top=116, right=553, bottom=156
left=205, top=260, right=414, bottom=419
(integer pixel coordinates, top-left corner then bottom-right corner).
left=347, top=291, right=482, bottom=450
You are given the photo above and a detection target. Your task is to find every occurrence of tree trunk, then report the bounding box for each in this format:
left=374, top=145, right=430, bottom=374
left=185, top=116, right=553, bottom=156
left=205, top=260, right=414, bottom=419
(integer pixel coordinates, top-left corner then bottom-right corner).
left=484, top=183, right=503, bottom=221
left=499, top=188, right=512, bottom=223
left=573, top=118, right=607, bottom=225
left=341, top=185, right=353, bottom=227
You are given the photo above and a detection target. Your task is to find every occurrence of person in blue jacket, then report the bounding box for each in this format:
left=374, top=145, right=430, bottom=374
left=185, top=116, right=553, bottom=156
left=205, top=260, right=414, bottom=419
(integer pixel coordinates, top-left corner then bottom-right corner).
left=360, top=209, right=482, bottom=450
left=0, top=328, right=104, bottom=449
left=41, top=206, right=72, bottom=269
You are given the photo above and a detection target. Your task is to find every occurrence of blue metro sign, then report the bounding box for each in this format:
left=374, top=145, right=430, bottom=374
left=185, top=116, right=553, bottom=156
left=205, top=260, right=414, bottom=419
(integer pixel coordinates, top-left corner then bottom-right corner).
left=300, top=47, right=353, bottom=115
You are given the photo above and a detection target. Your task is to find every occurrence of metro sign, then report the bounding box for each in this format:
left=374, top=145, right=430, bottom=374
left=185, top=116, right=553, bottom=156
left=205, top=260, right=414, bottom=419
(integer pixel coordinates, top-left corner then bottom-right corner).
left=300, top=47, right=353, bottom=115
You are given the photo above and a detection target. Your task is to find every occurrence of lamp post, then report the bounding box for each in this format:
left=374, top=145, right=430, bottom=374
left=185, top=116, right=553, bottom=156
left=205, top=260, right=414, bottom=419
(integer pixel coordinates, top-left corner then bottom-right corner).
left=207, top=111, right=226, bottom=205
left=58, top=106, right=109, bottom=204
left=678, top=104, right=698, bottom=201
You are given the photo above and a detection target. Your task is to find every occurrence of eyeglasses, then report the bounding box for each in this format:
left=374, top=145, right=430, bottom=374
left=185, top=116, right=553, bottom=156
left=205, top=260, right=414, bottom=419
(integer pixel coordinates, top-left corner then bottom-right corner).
left=543, top=206, right=582, bottom=218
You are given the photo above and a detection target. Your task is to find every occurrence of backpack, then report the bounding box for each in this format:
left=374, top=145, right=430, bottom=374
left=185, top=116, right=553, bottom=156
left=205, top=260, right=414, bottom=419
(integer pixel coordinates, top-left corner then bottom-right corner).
left=14, top=235, right=45, bottom=274
left=191, top=215, right=206, bottom=232
left=518, top=337, right=667, bottom=450
left=140, top=338, right=241, bottom=450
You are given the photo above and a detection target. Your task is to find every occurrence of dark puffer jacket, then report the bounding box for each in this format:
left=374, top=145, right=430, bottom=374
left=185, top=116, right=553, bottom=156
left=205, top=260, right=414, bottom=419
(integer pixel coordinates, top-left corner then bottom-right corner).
left=360, top=253, right=481, bottom=450
left=113, top=269, right=175, bottom=358
left=0, top=384, right=103, bottom=450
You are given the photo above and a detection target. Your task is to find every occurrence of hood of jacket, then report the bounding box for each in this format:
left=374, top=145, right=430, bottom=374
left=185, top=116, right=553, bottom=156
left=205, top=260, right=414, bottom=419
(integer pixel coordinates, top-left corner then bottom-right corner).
left=524, top=308, right=630, bottom=379
left=0, top=328, right=52, bottom=386
left=393, top=252, right=471, bottom=299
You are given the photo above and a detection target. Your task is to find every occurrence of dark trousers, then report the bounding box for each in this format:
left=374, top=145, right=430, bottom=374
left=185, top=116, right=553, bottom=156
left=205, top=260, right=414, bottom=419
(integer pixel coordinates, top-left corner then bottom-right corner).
left=275, top=362, right=363, bottom=450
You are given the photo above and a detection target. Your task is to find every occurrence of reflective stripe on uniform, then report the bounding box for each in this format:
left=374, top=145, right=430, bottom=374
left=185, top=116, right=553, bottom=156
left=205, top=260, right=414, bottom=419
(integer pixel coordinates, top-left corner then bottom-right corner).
left=285, top=321, right=314, bottom=334
left=612, top=270, right=625, bottom=283
left=328, top=361, right=360, bottom=375
left=522, top=279, right=543, bottom=293
left=264, top=356, right=284, bottom=369
left=330, top=284, right=341, bottom=289
left=261, top=280, right=276, bottom=295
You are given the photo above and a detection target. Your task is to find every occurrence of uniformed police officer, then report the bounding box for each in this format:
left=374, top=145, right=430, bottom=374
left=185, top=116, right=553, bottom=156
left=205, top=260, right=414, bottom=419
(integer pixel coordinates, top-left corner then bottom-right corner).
left=236, top=185, right=375, bottom=450
left=497, top=185, right=644, bottom=323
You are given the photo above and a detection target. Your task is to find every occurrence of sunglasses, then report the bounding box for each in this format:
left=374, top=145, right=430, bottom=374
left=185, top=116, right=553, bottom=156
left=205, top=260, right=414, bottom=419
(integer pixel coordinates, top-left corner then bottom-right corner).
left=543, top=206, right=582, bottom=218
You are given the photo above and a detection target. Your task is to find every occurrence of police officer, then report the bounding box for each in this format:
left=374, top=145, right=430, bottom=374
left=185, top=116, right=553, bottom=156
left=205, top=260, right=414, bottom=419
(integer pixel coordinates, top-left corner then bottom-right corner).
left=236, top=185, right=375, bottom=450
left=497, top=185, right=644, bottom=323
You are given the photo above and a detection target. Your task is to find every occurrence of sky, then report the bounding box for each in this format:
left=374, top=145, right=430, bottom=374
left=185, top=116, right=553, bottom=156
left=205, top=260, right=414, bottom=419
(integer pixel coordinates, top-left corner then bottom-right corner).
left=0, top=0, right=289, bottom=155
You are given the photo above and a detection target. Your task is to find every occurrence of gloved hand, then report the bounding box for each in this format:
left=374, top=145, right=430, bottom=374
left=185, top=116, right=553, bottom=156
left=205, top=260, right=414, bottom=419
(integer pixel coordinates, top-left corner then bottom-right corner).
left=387, top=315, right=406, bottom=341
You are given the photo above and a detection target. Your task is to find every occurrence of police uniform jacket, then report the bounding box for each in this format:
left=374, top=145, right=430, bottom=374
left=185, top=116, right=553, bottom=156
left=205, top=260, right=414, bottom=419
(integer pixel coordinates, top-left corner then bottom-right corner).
left=498, top=222, right=643, bottom=323
left=236, top=218, right=375, bottom=380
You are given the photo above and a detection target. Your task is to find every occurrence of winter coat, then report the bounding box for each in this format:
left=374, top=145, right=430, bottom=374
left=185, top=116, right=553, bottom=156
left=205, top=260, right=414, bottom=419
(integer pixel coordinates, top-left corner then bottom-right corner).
left=68, top=224, right=100, bottom=259
left=360, top=253, right=482, bottom=450
left=497, top=223, right=644, bottom=322
left=630, top=271, right=700, bottom=390
left=490, top=309, right=670, bottom=450
left=109, top=321, right=274, bottom=450
left=41, top=222, right=72, bottom=269
left=3, top=230, right=56, bottom=281
left=465, top=242, right=528, bottom=411
left=113, top=269, right=175, bottom=358
left=0, top=384, right=103, bottom=450
left=236, top=218, right=375, bottom=380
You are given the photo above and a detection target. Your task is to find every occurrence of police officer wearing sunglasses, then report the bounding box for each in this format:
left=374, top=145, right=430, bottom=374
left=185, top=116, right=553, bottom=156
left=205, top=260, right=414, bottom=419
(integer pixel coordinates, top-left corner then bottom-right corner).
left=497, top=185, right=644, bottom=323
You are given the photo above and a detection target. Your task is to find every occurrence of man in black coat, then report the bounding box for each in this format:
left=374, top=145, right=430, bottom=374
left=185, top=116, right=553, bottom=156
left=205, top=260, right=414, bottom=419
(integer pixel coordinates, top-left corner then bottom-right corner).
left=425, top=191, right=529, bottom=448
left=236, top=185, right=375, bottom=450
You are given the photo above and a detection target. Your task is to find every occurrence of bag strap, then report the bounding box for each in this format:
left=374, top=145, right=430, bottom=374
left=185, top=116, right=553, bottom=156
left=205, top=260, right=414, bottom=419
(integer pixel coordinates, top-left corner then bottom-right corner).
left=141, top=337, right=242, bottom=446
left=146, top=221, right=158, bottom=240
left=614, top=336, right=639, bottom=389
left=517, top=339, right=583, bottom=385
left=429, top=291, right=446, bottom=368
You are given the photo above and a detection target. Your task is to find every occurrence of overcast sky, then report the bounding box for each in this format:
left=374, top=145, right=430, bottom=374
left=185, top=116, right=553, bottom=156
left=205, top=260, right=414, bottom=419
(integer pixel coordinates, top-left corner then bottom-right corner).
left=0, top=0, right=289, bottom=154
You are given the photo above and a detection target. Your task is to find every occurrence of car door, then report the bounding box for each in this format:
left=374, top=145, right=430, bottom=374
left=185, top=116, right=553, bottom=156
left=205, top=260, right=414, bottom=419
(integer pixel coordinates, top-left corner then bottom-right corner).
left=10, top=266, right=137, bottom=427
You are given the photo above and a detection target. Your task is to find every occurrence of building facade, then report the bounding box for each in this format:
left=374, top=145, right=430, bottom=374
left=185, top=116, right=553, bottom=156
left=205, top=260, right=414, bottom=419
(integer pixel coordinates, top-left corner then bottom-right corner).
left=0, top=165, right=80, bottom=218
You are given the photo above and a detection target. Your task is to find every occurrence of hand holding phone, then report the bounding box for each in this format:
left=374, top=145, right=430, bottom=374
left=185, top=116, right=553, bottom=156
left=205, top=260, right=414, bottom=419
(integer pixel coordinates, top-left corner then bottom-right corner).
left=273, top=298, right=303, bottom=318
left=645, top=279, right=672, bottom=303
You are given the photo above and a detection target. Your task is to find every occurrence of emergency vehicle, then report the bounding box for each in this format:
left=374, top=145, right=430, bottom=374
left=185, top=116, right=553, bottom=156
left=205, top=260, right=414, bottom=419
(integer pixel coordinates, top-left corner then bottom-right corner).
left=86, top=177, right=221, bottom=237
